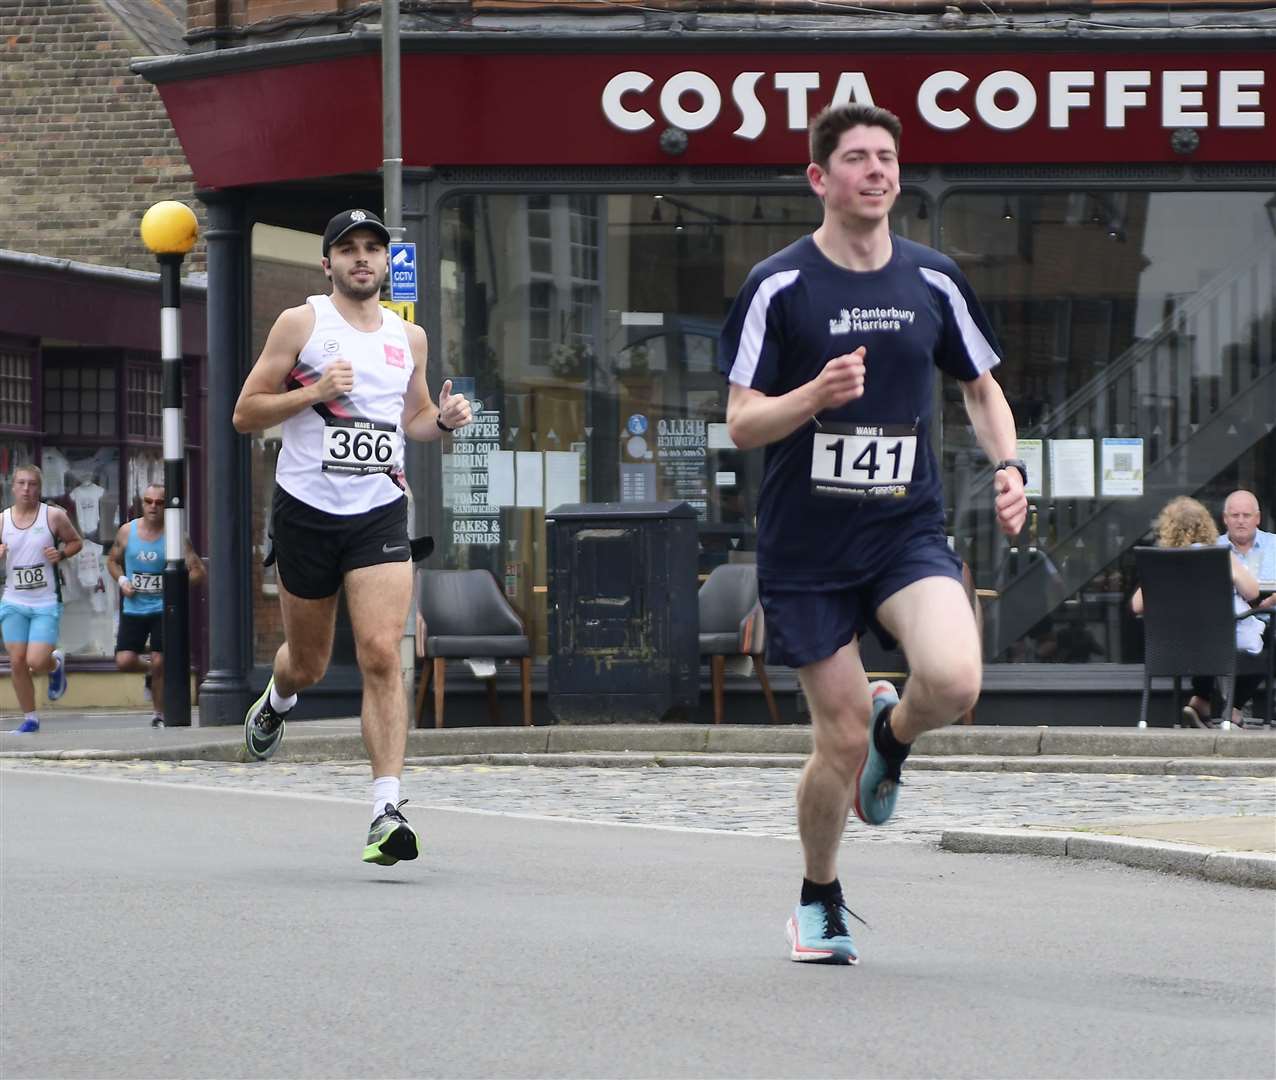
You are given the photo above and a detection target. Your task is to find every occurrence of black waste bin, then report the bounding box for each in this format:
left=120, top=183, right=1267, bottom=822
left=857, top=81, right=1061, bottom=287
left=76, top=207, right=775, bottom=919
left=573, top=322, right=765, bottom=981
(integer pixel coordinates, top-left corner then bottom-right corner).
left=547, top=501, right=699, bottom=724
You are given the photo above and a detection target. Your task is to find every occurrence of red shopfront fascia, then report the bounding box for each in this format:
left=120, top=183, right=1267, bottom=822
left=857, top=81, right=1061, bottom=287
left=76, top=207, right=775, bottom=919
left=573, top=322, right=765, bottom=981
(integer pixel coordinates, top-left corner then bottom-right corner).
left=153, top=49, right=1274, bottom=189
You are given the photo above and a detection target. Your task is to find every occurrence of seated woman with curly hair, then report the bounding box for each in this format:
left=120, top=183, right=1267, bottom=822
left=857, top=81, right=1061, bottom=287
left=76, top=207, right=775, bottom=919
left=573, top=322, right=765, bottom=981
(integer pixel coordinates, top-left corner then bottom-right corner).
left=1131, top=495, right=1263, bottom=728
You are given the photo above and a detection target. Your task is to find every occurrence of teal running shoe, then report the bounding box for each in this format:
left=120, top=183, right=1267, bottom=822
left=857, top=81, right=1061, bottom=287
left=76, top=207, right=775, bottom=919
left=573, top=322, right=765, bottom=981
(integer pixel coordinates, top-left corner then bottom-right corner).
left=10, top=717, right=39, bottom=734
left=363, top=799, right=419, bottom=866
left=243, top=677, right=290, bottom=762
left=46, top=649, right=68, bottom=701
left=786, top=896, right=867, bottom=965
left=853, top=679, right=905, bottom=826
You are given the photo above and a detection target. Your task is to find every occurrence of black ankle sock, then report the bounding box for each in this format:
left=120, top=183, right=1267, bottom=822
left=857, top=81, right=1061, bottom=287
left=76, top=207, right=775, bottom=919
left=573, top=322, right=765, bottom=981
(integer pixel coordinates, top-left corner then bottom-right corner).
left=800, top=877, right=842, bottom=906
left=874, top=705, right=911, bottom=765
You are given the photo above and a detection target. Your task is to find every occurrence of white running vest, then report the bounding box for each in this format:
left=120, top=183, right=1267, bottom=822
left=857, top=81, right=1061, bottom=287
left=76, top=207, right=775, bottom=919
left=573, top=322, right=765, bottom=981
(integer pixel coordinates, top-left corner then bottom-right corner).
left=275, top=295, right=415, bottom=516
left=1, top=504, right=61, bottom=607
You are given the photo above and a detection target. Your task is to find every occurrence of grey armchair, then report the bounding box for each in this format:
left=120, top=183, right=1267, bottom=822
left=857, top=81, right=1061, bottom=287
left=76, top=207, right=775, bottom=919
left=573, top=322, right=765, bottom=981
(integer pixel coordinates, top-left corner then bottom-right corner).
left=416, top=569, right=532, bottom=728
left=698, top=563, right=780, bottom=724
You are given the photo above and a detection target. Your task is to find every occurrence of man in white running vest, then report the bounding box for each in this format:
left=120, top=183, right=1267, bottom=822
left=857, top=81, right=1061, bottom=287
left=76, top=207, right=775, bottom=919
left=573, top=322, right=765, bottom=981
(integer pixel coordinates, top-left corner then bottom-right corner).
left=1, top=464, right=84, bottom=732
left=233, top=209, right=473, bottom=866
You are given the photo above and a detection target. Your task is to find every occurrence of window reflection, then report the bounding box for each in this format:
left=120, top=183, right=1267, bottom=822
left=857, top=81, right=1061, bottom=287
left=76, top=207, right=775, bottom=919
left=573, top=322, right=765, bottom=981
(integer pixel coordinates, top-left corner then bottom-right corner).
left=942, top=190, right=1275, bottom=662
left=438, top=191, right=926, bottom=656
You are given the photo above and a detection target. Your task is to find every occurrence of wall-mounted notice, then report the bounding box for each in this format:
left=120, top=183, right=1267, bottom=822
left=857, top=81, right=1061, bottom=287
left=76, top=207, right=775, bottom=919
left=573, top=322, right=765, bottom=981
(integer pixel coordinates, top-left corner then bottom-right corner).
left=515, top=451, right=543, bottom=508
left=707, top=423, right=736, bottom=450
left=544, top=451, right=582, bottom=513
left=655, top=417, right=707, bottom=517
left=1016, top=438, right=1044, bottom=498
left=1100, top=437, right=1144, bottom=497
left=1049, top=439, right=1095, bottom=499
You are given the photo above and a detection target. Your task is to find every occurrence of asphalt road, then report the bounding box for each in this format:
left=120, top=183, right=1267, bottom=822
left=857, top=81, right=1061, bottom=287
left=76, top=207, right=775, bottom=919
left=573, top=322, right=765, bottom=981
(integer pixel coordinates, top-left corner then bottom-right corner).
left=2, top=769, right=1274, bottom=1080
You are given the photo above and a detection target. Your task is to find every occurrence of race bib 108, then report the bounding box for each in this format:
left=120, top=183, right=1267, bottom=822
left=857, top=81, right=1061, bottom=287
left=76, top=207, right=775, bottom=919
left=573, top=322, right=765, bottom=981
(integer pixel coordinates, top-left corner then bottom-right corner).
left=321, top=417, right=400, bottom=475
left=810, top=422, right=918, bottom=499
left=12, top=564, right=48, bottom=591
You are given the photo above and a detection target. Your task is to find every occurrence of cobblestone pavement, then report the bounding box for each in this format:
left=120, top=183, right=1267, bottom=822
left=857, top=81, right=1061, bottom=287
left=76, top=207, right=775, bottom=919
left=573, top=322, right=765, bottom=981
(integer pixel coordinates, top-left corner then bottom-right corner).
left=5, top=758, right=1274, bottom=843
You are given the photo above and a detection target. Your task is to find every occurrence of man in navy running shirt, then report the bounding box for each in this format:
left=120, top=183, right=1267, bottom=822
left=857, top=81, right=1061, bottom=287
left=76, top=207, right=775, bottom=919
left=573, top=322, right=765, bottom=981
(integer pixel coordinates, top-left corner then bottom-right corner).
left=719, top=103, right=1027, bottom=965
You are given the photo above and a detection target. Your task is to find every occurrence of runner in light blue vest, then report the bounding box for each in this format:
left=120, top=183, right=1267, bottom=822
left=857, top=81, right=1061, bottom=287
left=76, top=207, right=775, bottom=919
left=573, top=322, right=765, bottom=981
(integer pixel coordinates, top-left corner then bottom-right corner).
left=105, top=484, right=206, bottom=727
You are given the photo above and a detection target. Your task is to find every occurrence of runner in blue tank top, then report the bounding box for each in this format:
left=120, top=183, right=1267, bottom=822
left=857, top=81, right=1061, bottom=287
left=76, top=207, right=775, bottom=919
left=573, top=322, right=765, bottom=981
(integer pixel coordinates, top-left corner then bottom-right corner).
left=106, top=483, right=206, bottom=728
left=719, top=104, right=1028, bottom=966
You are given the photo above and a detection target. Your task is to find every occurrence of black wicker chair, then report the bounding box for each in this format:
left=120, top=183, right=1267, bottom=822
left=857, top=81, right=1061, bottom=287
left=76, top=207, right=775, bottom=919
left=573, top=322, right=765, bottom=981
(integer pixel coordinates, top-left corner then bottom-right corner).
left=1132, top=546, right=1272, bottom=727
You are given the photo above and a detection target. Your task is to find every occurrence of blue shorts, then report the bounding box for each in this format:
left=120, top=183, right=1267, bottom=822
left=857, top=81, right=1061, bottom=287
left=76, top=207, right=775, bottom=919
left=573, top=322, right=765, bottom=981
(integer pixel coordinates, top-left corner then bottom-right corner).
left=0, top=601, right=63, bottom=647
left=758, top=532, right=963, bottom=669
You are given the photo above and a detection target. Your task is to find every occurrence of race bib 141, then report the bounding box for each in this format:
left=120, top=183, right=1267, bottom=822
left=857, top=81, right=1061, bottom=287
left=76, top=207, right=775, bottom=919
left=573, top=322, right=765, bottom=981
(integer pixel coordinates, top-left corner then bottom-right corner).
left=810, top=422, right=918, bottom=499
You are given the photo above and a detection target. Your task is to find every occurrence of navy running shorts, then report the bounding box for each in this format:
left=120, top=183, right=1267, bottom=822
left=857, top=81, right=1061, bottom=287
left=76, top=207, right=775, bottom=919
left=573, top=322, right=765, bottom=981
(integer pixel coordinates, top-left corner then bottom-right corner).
left=267, top=486, right=410, bottom=600
left=758, top=529, right=963, bottom=669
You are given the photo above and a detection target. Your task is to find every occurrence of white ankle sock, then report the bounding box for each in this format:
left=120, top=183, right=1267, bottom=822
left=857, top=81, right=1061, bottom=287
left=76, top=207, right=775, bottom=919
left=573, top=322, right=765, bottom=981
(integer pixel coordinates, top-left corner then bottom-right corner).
left=25, top=712, right=38, bottom=723
left=269, top=685, right=297, bottom=713
left=372, top=775, right=401, bottom=819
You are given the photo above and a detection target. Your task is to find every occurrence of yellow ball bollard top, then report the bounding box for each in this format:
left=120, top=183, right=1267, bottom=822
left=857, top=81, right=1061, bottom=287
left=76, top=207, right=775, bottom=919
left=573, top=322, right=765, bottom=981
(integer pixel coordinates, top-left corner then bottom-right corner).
left=140, top=201, right=199, bottom=255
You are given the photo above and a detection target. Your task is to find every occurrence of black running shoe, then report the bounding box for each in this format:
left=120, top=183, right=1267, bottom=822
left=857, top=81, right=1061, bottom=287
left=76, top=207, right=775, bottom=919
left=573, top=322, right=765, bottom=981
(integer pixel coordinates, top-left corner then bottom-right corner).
left=362, top=799, right=420, bottom=866
left=244, top=677, right=290, bottom=761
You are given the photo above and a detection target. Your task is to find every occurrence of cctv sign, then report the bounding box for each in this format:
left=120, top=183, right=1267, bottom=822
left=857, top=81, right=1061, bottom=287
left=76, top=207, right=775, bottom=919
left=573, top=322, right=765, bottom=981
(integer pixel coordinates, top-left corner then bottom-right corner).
left=390, top=242, right=417, bottom=303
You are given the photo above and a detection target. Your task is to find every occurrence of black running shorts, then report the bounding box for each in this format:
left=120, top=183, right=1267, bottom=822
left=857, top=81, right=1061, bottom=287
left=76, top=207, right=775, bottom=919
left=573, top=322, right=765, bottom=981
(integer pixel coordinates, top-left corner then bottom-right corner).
left=116, top=611, right=163, bottom=654
left=268, top=486, right=410, bottom=600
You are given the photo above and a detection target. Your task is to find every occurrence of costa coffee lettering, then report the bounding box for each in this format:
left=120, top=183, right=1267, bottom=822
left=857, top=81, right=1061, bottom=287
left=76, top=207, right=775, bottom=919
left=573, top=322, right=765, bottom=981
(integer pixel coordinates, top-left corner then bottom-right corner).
left=602, top=68, right=876, bottom=140
left=604, top=65, right=1266, bottom=140
left=919, top=67, right=1265, bottom=131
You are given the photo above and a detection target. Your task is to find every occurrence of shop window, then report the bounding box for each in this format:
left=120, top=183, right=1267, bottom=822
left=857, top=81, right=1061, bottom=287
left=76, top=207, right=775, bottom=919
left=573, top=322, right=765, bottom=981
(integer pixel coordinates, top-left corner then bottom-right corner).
left=940, top=189, right=1275, bottom=665
left=44, top=365, right=117, bottom=438
left=125, top=447, right=165, bottom=520
left=0, top=437, right=35, bottom=508
left=438, top=190, right=927, bottom=658
left=40, top=445, right=121, bottom=658
left=0, top=343, right=34, bottom=428
left=127, top=366, right=163, bottom=440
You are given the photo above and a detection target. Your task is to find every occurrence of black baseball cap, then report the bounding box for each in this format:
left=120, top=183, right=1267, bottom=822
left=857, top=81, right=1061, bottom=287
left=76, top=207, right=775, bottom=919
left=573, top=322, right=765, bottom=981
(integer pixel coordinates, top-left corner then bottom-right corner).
left=322, top=209, right=391, bottom=256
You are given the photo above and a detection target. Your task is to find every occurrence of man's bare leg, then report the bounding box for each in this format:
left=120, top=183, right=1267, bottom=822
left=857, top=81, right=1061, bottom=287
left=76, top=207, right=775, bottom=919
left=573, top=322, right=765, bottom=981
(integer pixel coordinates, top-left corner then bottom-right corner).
left=273, top=584, right=340, bottom=695
left=876, top=576, right=982, bottom=744
left=6, top=642, right=38, bottom=714
left=343, top=560, right=413, bottom=779
left=795, top=642, right=871, bottom=883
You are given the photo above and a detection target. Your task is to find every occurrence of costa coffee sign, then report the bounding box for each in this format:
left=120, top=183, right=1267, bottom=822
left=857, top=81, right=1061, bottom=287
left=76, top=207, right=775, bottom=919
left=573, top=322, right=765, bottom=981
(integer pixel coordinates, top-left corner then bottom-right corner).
left=152, top=50, right=1274, bottom=188
left=401, top=51, right=1273, bottom=167
left=601, top=66, right=1265, bottom=139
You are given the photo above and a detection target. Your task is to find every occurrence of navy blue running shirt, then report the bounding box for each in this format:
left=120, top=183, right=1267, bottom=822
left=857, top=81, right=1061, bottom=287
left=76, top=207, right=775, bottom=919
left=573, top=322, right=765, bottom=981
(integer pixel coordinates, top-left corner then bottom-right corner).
left=718, top=234, right=1002, bottom=584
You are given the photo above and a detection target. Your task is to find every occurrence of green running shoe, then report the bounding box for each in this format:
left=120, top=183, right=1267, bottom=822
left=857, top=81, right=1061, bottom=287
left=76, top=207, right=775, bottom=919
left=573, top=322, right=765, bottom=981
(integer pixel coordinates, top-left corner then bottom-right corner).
left=243, top=677, right=290, bottom=762
left=363, top=799, right=419, bottom=866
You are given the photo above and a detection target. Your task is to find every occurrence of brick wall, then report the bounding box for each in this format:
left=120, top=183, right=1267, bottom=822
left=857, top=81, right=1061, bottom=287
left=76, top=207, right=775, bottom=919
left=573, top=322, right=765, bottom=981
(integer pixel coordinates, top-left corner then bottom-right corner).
left=185, top=0, right=344, bottom=43
left=0, top=0, right=204, bottom=273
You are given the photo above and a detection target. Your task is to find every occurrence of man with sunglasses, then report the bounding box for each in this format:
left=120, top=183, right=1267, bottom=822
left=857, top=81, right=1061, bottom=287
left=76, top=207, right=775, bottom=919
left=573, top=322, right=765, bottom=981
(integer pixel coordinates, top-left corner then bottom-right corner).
left=106, top=483, right=206, bottom=728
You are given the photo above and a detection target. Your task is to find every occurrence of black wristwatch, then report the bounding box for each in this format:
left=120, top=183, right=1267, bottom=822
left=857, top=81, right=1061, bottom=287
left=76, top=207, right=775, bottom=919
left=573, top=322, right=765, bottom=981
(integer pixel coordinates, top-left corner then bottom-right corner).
left=436, top=415, right=454, bottom=434
left=995, top=458, right=1028, bottom=487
